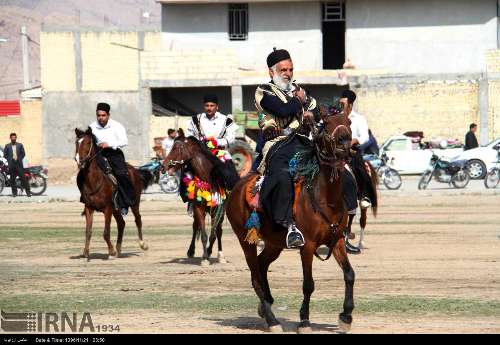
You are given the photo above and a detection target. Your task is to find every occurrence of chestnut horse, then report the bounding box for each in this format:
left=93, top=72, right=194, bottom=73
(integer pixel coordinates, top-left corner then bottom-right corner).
left=225, top=109, right=358, bottom=333
left=163, top=136, right=239, bottom=266
left=74, top=127, right=153, bottom=260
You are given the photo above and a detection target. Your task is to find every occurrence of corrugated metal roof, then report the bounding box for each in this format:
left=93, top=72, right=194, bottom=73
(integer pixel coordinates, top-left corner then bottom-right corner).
left=0, top=100, right=21, bottom=116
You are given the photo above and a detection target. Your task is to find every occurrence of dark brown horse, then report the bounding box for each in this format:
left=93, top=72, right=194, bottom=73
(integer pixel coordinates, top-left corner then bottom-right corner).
left=74, top=127, right=153, bottom=260
left=225, top=109, right=359, bottom=333
left=163, top=136, right=239, bottom=266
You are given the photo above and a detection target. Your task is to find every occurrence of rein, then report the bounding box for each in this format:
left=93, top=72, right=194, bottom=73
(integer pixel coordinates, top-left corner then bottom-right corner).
left=307, top=121, right=350, bottom=261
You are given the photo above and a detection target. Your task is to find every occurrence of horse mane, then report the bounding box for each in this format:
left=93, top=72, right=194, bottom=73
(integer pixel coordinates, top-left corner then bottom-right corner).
left=186, top=136, right=240, bottom=190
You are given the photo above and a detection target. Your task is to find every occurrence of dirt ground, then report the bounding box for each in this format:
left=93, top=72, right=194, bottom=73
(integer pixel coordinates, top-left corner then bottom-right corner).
left=0, top=192, right=499, bottom=334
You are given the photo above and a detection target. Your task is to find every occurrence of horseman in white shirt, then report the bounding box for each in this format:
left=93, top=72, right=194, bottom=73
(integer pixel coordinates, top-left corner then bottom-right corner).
left=187, top=94, right=237, bottom=147
left=339, top=90, right=377, bottom=254
left=90, top=102, right=135, bottom=216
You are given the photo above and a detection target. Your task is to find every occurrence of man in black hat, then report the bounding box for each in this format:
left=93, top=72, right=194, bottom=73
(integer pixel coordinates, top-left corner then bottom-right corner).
left=255, top=48, right=320, bottom=248
left=187, top=94, right=238, bottom=148
left=89, top=102, right=135, bottom=216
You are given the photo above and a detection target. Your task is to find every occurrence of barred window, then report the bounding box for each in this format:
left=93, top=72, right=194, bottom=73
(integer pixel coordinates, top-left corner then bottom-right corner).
left=228, top=4, right=248, bottom=40
left=323, top=1, right=345, bottom=22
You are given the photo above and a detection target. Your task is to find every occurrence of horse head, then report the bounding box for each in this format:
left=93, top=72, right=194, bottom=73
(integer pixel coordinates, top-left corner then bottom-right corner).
left=74, top=127, right=96, bottom=169
left=162, top=136, right=192, bottom=175
left=316, top=103, right=352, bottom=161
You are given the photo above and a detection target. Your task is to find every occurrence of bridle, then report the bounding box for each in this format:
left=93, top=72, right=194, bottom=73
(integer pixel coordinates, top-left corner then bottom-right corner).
left=75, top=135, right=99, bottom=169
left=164, top=140, right=192, bottom=170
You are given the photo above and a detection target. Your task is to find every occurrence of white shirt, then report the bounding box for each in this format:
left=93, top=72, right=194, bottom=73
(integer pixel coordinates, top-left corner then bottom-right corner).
left=89, top=118, right=128, bottom=150
left=187, top=112, right=238, bottom=148
left=349, top=110, right=369, bottom=146
left=161, top=136, right=175, bottom=155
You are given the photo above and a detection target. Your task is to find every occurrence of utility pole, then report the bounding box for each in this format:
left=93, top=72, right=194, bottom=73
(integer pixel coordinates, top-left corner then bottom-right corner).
left=21, top=26, right=31, bottom=89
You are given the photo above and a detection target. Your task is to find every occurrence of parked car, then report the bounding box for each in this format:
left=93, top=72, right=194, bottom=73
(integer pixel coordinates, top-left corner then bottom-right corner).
left=453, top=138, right=500, bottom=179
left=380, top=134, right=463, bottom=174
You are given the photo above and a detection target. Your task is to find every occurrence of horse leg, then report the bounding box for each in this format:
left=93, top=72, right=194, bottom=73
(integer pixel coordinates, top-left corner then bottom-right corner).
left=358, top=208, right=368, bottom=249
left=131, top=205, right=148, bottom=250
left=216, top=220, right=226, bottom=264
left=347, top=213, right=355, bottom=239
left=206, top=211, right=217, bottom=259
left=241, top=240, right=282, bottom=332
left=194, top=205, right=209, bottom=266
left=103, top=207, right=116, bottom=258
left=113, top=211, right=125, bottom=257
left=297, top=243, right=315, bottom=333
left=332, top=238, right=355, bottom=333
left=257, top=244, right=283, bottom=312
left=83, top=206, right=94, bottom=260
left=187, top=220, right=197, bottom=258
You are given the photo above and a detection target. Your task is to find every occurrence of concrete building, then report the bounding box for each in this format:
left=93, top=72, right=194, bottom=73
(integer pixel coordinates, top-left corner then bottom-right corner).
left=38, top=0, right=500, bottom=182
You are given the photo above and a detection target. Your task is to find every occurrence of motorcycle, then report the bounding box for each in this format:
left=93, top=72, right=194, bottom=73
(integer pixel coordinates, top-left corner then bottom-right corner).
left=0, top=157, right=48, bottom=196
left=484, top=144, right=500, bottom=189
left=364, top=153, right=402, bottom=190
left=138, top=157, right=179, bottom=194
left=418, top=153, right=470, bottom=189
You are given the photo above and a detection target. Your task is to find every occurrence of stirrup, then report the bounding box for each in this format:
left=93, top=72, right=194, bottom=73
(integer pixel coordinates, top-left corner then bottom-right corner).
left=286, top=225, right=305, bottom=248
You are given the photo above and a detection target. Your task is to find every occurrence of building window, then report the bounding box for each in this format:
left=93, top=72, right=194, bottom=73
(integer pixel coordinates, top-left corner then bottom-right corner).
left=228, top=4, right=248, bottom=40
left=323, top=1, right=345, bottom=22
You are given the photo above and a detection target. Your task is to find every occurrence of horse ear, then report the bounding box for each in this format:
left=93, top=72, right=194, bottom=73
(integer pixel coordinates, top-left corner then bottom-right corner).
left=85, top=126, right=92, bottom=135
left=75, top=128, right=83, bottom=137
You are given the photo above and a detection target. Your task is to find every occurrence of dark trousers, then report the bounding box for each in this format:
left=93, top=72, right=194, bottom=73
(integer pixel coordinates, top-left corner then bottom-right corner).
left=341, top=170, right=358, bottom=213
left=97, top=148, right=136, bottom=208
left=260, top=135, right=308, bottom=227
left=9, top=160, right=30, bottom=196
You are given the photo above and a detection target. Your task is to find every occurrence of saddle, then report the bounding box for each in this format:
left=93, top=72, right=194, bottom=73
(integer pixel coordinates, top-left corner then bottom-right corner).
left=243, top=173, right=304, bottom=244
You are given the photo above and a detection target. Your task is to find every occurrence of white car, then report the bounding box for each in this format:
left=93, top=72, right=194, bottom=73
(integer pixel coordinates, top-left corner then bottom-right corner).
left=380, top=135, right=463, bottom=174
left=453, top=138, right=500, bottom=179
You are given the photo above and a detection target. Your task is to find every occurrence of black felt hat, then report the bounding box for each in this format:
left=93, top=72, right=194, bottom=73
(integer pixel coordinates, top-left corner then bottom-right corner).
left=203, top=94, right=218, bottom=104
left=266, top=48, right=291, bottom=68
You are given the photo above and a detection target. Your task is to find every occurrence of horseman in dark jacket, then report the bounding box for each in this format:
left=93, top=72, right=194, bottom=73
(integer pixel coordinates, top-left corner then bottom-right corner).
left=255, top=48, right=320, bottom=248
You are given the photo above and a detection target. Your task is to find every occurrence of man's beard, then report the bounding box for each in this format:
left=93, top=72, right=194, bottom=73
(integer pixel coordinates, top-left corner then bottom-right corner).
left=272, top=74, right=292, bottom=92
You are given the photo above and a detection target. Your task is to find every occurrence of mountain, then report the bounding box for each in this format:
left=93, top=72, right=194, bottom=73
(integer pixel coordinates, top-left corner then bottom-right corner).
left=0, top=0, right=161, bottom=99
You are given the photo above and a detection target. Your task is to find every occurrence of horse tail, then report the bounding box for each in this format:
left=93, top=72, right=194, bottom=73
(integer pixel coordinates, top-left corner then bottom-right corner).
left=137, top=169, right=154, bottom=191
left=367, top=162, right=378, bottom=217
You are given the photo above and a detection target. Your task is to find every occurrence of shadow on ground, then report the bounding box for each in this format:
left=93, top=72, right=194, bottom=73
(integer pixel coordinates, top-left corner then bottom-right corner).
left=206, top=316, right=343, bottom=333
left=69, top=252, right=141, bottom=260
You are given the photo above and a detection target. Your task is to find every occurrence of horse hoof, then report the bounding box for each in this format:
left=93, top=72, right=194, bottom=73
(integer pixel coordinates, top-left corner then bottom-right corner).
left=269, top=324, right=283, bottom=333
left=358, top=242, right=368, bottom=249
left=201, top=259, right=210, bottom=267
left=338, top=318, right=351, bottom=333
left=297, top=326, right=312, bottom=334
left=217, top=252, right=227, bottom=264
left=108, top=255, right=116, bottom=260
left=139, top=241, right=149, bottom=251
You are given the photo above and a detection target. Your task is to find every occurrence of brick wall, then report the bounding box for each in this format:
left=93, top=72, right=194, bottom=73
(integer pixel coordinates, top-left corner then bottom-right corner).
left=355, top=80, right=479, bottom=143
left=40, top=32, right=76, bottom=91
left=141, top=49, right=238, bottom=83
left=81, top=32, right=139, bottom=91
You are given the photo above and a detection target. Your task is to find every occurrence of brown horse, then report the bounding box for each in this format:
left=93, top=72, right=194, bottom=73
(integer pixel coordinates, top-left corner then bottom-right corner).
left=225, top=109, right=359, bottom=333
left=74, top=127, right=153, bottom=260
left=163, top=136, right=239, bottom=266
